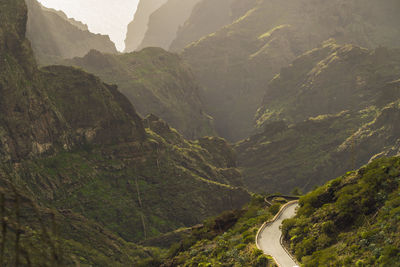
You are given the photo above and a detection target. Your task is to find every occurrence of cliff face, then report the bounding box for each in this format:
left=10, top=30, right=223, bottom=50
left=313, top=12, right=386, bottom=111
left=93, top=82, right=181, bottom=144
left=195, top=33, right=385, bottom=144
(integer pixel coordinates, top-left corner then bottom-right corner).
left=0, top=0, right=250, bottom=264
left=169, top=0, right=257, bottom=52
left=124, top=0, right=167, bottom=52
left=64, top=48, right=215, bottom=139
left=236, top=43, right=400, bottom=194
left=25, top=0, right=117, bottom=65
left=181, top=0, right=400, bottom=141
left=137, top=0, right=202, bottom=51
left=255, top=41, right=400, bottom=127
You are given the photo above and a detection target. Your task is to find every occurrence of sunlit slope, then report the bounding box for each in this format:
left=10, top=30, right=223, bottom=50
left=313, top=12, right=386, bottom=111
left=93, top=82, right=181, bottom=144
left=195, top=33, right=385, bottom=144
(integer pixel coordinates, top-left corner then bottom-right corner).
left=182, top=0, right=400, bottom=141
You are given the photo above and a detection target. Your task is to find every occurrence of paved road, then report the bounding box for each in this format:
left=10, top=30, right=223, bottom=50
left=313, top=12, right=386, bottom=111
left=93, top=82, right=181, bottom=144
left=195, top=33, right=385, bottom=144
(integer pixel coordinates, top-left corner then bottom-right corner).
left=257, top=202, right=299, bottom=267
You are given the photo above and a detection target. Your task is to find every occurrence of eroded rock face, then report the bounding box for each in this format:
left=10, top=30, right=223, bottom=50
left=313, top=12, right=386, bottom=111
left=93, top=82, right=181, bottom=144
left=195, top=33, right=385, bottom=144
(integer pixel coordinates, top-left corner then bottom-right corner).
left=236, top=43, right=400, bottom=194
left=256, top=42, right=400, bottom=127
left=170, top=0, right=257, bottom=52
left=25, top=0, right=117, bottom=65
left=124, top=0, right=167, bottom=52
left=182, top=0, right=400, bottom=141
left=137, top=0, right=203, bottom=51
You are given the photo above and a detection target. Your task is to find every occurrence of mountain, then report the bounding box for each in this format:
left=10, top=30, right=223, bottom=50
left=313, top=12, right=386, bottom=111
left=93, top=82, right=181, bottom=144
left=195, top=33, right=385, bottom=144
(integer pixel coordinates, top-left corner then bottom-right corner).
left=25, top=0, right=117, bottom=65
left=124, top=0, right=167, bottom=53
left=137, top=0, right=202, bottom=51
left=282, top=156, right=400, bottom=266
left=0, top=0, right=250, bottom=264
left=162, top=194, right=278, bottom=266
left=181, top=0, right=400, bottom=141
left=169, top=0, right=257, bottom=52
left=63, top=48, right=215, bottom=139
left=40, top=5, right=89, bottom=31
left=255, top=41, right=400, bottom=127
left=236, top=42, right=400, bottom=194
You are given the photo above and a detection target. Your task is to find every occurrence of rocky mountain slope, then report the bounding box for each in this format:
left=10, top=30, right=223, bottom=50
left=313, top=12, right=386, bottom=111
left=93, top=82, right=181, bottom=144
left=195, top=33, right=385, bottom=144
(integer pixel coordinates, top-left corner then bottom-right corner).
left=236, top=42, right=400, bottom=193
left=283, top=156, right=400, bottom=266
left=169, top=0, right=257, bottom=52
left=124, top=0, right=167, bottom=52
left=181, top=0, right=400, bottom=141
left=137, top=0, right=202, bottom=51
left=0, top=0, right=250, bottom=264
left=63, top=48, right=215, bottom=139
left=25, top=0, right=117, bottom=65
left=255, top=41, right=400, bottom=127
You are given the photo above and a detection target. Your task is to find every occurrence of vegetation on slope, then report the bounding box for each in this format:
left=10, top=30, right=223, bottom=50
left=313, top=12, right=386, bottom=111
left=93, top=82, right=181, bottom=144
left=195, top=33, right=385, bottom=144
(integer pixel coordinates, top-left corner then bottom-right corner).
left=0, top=172, right=161, bottom=266
left=0, top=0, right=250, bottom=264
left=162, top=195, right=279, bottom=266
left=282, top=156, right=400, bottom=266
left=25, top=0, right=117, bottom=65
left=64, top=48, right=215, bottom=139
left=237, top=42, right=400, bottom=194
left=237, top=109, right=377, bottom=193
left=181, top=0, right=400, bottom=140
left=256, top=41, right=400, bottom=127
left=169, top=0, right=257, bottom=52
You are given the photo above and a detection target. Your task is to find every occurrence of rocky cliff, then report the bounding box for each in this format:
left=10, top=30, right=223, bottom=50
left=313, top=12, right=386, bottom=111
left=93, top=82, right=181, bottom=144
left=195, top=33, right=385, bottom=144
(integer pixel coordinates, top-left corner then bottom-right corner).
left=137, top=0, right=202, bottom=51
left=124, top=0, right=167, bottom=52
left=169, top=0, right=257, bottom=52
left=25, top=0, right=117, bottom=65
left=181, top=0, right=400, bottom=141
left=237, top=43, right=400, bottom=194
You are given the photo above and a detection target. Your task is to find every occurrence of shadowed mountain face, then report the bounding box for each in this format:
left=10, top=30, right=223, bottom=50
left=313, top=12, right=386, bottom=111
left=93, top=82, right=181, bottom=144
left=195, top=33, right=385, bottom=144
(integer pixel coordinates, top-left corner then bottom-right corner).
left=170, top=0, right=257, bottom=52
left=0, top=0, right=250, bottom=264
left=64, top=48, right=215, bottom=139
left=124, top=0, right=167, bottom=52
left=25, top=0, right=117, bottom=65
left=236, top=42, right=400, bottom=194
left=181, top=0, right=400, bottom=141
left=137, top=0, right=202, bottom=51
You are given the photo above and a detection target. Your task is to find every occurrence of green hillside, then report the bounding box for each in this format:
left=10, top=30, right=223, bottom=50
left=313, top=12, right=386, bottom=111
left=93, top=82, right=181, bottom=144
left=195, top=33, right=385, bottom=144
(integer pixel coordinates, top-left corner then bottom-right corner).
left=237, top=42, right=400, bottom=193
left=63, top=48, right=215, bottom=139
left=236, top=43, right=400, bottom=196
left=0, top=0, right=250, bottom=264
left=162, top=195, right=279, bottom=266
left=283, top=157, right=400, bottom=266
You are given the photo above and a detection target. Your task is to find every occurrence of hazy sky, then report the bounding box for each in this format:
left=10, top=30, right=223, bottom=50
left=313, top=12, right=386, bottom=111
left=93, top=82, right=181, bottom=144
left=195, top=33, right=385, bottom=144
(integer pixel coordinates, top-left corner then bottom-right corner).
left=37, top=0, right=140, bottom=51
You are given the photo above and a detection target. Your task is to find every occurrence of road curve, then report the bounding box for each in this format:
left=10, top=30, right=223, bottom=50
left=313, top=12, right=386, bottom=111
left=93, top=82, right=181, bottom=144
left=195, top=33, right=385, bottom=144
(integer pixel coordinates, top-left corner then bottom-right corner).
left=256, top=201, right=299, bottom=267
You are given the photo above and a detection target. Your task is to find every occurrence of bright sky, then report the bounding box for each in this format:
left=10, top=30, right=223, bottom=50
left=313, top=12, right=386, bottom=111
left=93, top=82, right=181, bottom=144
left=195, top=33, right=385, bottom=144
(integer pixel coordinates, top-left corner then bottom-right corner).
left=37, top=0, right=140, bottom=51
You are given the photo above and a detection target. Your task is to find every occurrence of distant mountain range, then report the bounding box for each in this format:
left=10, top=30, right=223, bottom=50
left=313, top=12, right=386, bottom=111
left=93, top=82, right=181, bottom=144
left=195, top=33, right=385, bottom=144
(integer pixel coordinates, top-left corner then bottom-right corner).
left=25, top=0, right=117, bottom=65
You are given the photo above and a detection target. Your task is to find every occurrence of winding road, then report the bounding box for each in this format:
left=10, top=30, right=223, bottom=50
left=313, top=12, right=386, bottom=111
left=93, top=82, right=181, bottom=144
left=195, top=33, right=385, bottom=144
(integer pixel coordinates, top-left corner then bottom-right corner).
left=256, top=201, right=299, bottom=267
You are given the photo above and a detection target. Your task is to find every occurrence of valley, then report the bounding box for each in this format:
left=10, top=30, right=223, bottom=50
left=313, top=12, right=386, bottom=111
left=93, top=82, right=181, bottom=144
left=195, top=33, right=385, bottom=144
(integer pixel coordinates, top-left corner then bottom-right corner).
left=0, top=0, right=399, bottom=265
